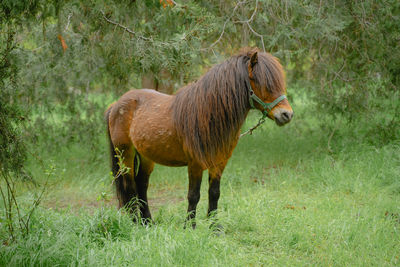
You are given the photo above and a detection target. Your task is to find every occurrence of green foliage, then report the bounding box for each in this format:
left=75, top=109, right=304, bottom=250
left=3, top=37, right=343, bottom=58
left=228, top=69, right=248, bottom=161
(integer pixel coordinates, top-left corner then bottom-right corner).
left=0, top=0, right=40, bottom=20
left=0, top=68, right=26, bottom=174
left=0, top=1, right=34, bottom=175
left=0, top=0, right=43, bottom=241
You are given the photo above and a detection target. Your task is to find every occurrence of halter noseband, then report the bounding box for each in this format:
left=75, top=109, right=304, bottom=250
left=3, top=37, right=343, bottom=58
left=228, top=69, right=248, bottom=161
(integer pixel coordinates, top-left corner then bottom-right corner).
left=249, top=92, right=287, bottom=117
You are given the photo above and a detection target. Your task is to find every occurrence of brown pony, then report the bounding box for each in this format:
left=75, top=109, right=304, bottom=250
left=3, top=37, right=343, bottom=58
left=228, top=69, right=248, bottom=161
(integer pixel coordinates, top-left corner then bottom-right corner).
left=105, top=48, right=293, bottom=228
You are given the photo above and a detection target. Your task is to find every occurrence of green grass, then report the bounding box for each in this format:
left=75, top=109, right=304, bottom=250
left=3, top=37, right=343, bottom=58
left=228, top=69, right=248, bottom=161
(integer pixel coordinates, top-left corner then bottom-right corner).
left=1, top=96, right=399, bottom=266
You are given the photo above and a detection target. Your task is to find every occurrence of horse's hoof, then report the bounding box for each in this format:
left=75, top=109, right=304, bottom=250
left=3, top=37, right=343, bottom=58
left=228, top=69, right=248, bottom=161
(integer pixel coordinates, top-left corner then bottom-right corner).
left=141, top=218, right=154, bottom=227
left=210, top=223, right=224, bottom=235
left=184, top=221, right=196, bottom=230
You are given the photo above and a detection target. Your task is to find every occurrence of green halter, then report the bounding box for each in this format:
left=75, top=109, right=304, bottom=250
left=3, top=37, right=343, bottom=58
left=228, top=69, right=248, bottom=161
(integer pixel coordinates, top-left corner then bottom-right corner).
left=240, top=91, right=287, bottom=138
left=249, top=90, right=287, bottom=117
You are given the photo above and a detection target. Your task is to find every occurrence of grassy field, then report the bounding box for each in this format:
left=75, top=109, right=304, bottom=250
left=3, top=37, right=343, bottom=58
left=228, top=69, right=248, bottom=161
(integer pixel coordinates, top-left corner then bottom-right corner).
left=1, top=95, right=399, bottom=266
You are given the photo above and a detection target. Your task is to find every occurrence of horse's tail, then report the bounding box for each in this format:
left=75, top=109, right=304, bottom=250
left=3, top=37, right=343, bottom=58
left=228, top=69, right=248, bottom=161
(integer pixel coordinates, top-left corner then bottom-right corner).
left=105, top=105, right=119, bottom=177
left=105, top=104, right=139, bottom=211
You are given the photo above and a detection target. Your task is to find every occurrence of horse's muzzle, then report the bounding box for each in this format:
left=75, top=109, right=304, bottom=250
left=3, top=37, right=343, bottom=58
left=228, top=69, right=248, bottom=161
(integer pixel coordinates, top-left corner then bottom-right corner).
left=273, top=108, right=293, bottom=126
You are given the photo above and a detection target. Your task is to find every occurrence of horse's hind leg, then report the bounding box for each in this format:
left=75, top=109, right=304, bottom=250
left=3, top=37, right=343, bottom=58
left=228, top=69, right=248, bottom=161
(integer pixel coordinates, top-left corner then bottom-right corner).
left=113, top=145, right=138, bottom=214
left=135, top=154, right=154, bottom=224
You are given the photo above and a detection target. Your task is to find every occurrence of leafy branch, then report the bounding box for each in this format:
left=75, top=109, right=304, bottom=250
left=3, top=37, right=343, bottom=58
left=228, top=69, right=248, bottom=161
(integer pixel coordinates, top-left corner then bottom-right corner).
left=110, top=148, right=131, bottom=184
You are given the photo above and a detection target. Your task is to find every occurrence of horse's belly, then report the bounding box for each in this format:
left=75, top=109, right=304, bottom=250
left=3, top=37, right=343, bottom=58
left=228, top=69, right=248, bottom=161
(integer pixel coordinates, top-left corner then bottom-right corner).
left=130, top=114, right=188, bottom=167
left=135, top=137, right=188, bottom=167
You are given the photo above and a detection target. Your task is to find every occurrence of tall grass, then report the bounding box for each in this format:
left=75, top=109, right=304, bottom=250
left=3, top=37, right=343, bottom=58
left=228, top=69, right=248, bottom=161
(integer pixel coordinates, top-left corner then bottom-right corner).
left=1, top=94, right=399, bottom=266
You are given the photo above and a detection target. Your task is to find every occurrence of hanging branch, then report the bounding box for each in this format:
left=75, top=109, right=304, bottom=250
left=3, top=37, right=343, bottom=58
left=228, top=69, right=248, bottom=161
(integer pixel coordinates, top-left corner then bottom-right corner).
left=234, top=0, right=265, bottom=52
left=64, top=13, right=72, bottom=31
left=203, top=0, right=265, bottom=52
left=244, top=21, right=265, bottom=52
left=201, top=0, right=248, bottom=51
left=100, top=11, right=151, bottom=41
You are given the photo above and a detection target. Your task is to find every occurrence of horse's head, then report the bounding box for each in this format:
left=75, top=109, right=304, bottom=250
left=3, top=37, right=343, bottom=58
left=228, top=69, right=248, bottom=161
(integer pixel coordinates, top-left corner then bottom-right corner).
left=247, top=50, right=293, bottom=126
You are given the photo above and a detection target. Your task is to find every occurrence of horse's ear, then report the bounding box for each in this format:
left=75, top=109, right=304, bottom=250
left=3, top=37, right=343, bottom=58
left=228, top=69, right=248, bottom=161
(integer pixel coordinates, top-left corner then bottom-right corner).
left=250, top=51, right=258, bottom=68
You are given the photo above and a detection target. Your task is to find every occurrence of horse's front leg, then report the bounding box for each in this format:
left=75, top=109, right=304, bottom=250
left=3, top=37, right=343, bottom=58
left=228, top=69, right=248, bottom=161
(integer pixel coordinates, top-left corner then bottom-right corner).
left=185, top=163, right=203, bottom=229
left=207, top=162, right=227, bottom=229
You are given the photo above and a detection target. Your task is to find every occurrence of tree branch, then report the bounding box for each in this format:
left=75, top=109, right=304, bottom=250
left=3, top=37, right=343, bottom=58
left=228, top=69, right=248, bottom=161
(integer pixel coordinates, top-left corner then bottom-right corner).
left=101, top=11, right=151, bottom=41
left=233, top=0, right=265, bottom=52
left=201, top=0, right=248, bottom=51
left=202, top=0, right=266, bottom=53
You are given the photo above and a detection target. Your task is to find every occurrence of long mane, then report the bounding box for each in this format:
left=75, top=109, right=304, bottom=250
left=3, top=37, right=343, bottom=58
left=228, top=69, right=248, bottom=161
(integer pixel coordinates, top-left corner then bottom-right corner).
left=172, top=48, right=285, bottom=168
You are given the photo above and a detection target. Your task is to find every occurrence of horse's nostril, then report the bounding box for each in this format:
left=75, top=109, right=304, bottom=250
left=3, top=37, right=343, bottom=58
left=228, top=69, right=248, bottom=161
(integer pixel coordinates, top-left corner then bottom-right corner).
left=280, top=111, right=293, bottom=122
left=282, top=111, right=289, bottom=120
